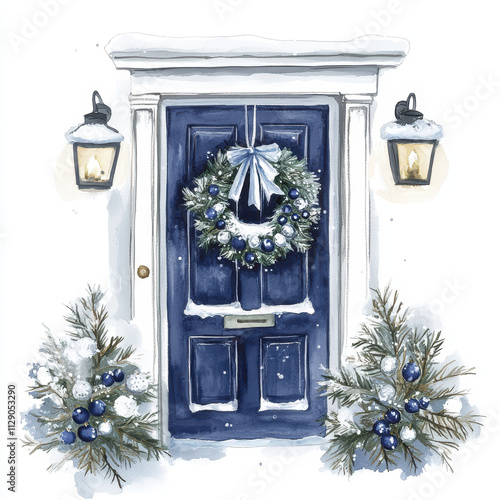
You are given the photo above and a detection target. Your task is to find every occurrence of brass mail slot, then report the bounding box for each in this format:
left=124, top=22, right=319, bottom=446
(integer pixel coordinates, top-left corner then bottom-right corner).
left=224, top=314, right=275, bottom=329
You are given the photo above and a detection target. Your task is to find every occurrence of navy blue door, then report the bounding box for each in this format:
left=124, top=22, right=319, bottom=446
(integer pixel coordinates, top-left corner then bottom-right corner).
left=166, top=104, right=331, bottom=440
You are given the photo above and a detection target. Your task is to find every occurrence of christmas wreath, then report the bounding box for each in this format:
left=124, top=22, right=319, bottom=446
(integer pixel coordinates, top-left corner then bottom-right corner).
left=183, top=145, right=321, bottom=267
left=322, top=287, right=481, bottom=475
left=23, top=287, right=168, bottom=488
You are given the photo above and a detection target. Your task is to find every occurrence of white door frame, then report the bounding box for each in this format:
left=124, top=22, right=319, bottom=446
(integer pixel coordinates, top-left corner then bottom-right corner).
left=107, top=34, right=408, bottom=443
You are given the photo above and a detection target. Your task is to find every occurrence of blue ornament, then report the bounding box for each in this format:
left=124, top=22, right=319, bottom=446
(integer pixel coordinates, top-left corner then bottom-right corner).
left=282, top=204, right=293, bottom=214
left=60, top=430, right=76, bottom=444
left=405, top=398, right=420, bottom=413
left=208, top=184, right=220, bottom=196
left=88, top=400, right=106, bottom=417
left=291, top=213, right=300, bottom=222
left=77, top=424, right=97, bottom=443
left=112, top=368, right=125, bottom=383
left=244, top=253, right=256, bottom=264
left=215, top=219, right=226, bottom=230
left=260, top=239, right=275, bottom=253
left=419, top=397, right=430, bottom=410
left=101, top=372, right=114, bottom=387
left=72, top=407, right=90, bottom=424
left=372, top=419, right=391, bottom=436
left=381, top=434, right=398, bottom=450
left=402, top=362, right=421, bottom=382
left=385, top=408, right=401, bottom=424
left=231, top=237, right=246, bottom=252
left=205, top=207, right=217, bottom=220
left=288, top=188, right=300, bottom=200
left=278, top=215, right=288, bottom=225
left=302, top=210, right=310, bottom=219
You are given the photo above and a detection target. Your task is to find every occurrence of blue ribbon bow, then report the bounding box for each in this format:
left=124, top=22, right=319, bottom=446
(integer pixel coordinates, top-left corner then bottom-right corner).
left=227, top=143, right=284, bottom=211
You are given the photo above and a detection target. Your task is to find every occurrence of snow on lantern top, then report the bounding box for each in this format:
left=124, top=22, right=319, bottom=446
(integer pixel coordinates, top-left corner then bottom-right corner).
left=65, top=91, right=124, bottom=145
left=380, top=92, right=443, bottom=141
left=66, top=122, right=124, bottom=144
left=380, top=118, right=443, bottom=141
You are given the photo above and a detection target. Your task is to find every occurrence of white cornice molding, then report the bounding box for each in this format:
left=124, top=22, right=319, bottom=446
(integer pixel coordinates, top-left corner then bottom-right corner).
left=106, top=33, right=409, bottom=71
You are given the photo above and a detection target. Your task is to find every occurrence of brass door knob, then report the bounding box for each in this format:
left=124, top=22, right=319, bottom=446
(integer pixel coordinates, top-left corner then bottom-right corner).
left=137, top=265, right=150, bottom=279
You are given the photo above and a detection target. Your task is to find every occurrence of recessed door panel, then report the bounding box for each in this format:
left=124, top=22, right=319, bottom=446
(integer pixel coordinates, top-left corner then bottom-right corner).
left=188, top=126, right=238, bottom=305
left=260, top=336, right=308, bottom=410
left=190, top=337, right=238, bottom=411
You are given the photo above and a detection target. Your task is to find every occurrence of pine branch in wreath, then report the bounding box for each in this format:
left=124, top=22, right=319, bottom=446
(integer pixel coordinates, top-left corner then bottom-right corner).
left=322, top=286, right=481, bottom=476
left=22, top=286, right=169, bottom=488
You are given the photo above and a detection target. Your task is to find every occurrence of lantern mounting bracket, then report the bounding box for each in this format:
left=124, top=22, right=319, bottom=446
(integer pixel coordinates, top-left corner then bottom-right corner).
left=84, top=90, right=113, bottom=125
left=394, top=92, right=423, bottom=124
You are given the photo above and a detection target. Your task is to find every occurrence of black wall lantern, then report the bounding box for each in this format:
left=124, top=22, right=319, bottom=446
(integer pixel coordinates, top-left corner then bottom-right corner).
left=381, top=93, right=443, bottom=185
left=66, top=91, right=124, bottom=189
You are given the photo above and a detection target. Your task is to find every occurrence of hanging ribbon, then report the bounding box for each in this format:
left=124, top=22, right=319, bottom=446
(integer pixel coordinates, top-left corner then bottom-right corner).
left=227, top=105, right=284, bottom=211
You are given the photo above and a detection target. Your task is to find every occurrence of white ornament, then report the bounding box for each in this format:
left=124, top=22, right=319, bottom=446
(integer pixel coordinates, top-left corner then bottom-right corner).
left=217, top=231, right=231, bottom=244
left=281, top=224, right=295, bottom=239
left=444, top=397, right=462, bottom=415
left=380, top=356, right=398, bottom=376
left=74, top=338, right=97, bottom=359
left=400, top=425, right=417, bottom=443
left=213, top=202, right=225, bottom=214
left=248, top=235, right=261, bottom=248
left=63, top=347, right=81, bottom=365
left=72, top=380, right=93, bottom=401
left=114, top=395, right=138, bottom=418
left=378, top=384, right=396, bottom=402
left=36, top=366, right=53, bottom=385
left=337, top=406, right=354, bottom=427
left=98, top=421, right=113, bottom=436
left=293, top=198, right=307, bottom=210
left=125, top=372, right=148, bottom=395
left=274, top=233, right=287, bottom=247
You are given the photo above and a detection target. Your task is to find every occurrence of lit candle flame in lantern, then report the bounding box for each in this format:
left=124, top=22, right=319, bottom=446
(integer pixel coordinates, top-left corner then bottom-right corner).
left=406, top=149, right=421, bottom=180
left=84, top=153, right=102, bottom=181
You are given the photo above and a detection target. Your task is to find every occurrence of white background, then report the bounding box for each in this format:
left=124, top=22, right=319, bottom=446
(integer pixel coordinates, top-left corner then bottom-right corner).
left=1, top=1, right=499, bottom=499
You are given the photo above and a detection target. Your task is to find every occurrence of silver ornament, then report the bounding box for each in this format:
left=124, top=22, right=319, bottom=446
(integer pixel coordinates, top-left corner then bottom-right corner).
left=74, top=338, right=97, bottom=358
left=72, top=380, right=93, bottom=401
left=274, top=233, right=287, bottom=247
left=400, top=425, right=417, bottom=443
left=217, top=231, right=231, bottom=244
left=293, top=198, right=307, bottom=210
left=64, top=347, right=81, bottom=364
left=98, top=421, right=113, bottom=436
left=114, top=395, right=138, bottom=417
left=380, top=355, right=398, bottom=376
left=377, top=384, right=396, bottom=402
left=281, top=224, right=295, bottom=239
left=248, top=235, right=261, bottom=248
left=125, top=372, right=148, bottom=395
left=213, top=202, right=225, bottom=214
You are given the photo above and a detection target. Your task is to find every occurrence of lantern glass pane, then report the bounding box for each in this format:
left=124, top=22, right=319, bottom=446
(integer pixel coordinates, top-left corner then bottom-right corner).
left=396, top=142, right=434, bottom=182
left=76, top=146, right=117, bottom=184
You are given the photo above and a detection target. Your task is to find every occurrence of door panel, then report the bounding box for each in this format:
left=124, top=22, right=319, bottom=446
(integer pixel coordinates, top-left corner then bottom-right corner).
left=190, top=337, right=238, bottom=410
left=260, top=336, right=307, bottom=409
left=262, top=252, right=307, bottom=306
left=259, top=121, right=309, bottom=305
left=188, top=125, right=238, bottom=305
left=166, top=104, right=331, bottom=440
